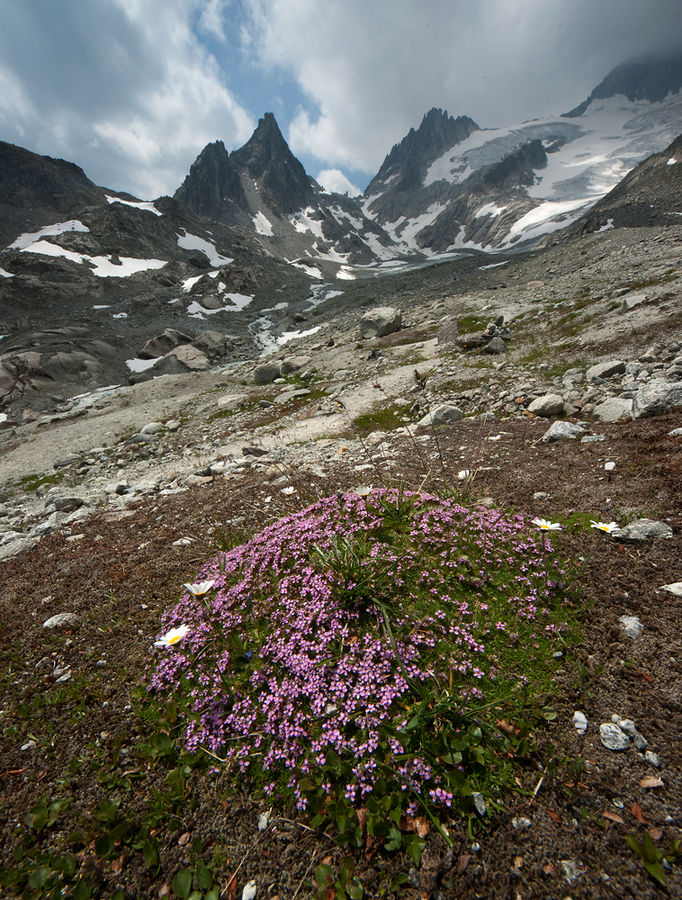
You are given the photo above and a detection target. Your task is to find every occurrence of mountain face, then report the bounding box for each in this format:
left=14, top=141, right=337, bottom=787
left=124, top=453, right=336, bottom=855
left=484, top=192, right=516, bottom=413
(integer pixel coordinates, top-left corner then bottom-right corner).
left=0, top=141, right=106, bottom=245
left=1, top=54, right=682, bottom=419
left=564, top=51, right=682, bottom=117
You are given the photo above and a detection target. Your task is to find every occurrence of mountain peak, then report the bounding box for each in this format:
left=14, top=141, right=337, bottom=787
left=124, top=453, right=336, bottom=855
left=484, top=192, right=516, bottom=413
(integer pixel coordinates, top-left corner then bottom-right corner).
left=564, top=50, right=682, bottom=117
left=173, top=139, right=249, bottom=225
left=231, top=112, right=315, bottom=215
left=366, top=108, right=479, bottom=194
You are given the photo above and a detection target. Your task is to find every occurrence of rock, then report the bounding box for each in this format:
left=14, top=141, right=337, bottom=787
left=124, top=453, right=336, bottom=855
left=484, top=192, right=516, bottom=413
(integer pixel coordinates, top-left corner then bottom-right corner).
left=599, top=722, right=630, bottom=750
left=456, top=330, right=488, bottom=350
left=192, top=331, right=226, bottom=360
left=280, top=355, right=311, bottom=375
left=527, top=393, right=565, bottom=417
left=417, top=404, right=463, bottom=427
left=633, top=378, right=682, bottom=417
left=484, top=336, right=507, bottom=354
left=471, top=792, right=486, bottom=816
left=196, top=295, right=223, bottom=310
left=613, top=518, right=673, bottom=541
left=253, top=362, right=281, bottom=384
left=43, top=612, right=78, bottom=629
left=593, top=397, right=633, bottom=422
left=138, top=328, right=192, bottom=359
left=586, top=360, right=625, bottom=381
left=573, top=711, right=588, bottom=734
left=140, top=422, right=164, bottom=435
left=53, top=496, right=86, bottom=513
left=541, top=421, right=586, bottom=442
left=436, top=315, right=459, bottom=345
left=512, top=817, right=532, bottom=830
left=165, top=345, right=211, bottom=371
left=359, top=306, right=402, bottom=339
left=619, top=615, right=643, bottom=637
left=645, top=750, right=662, bottom=767
left=660, top=582, right=682, bottom=597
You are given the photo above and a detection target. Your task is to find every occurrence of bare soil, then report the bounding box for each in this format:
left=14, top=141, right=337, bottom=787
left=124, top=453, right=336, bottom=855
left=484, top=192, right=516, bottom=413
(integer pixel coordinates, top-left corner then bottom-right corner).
left=1, top=411, right=681, bottom=899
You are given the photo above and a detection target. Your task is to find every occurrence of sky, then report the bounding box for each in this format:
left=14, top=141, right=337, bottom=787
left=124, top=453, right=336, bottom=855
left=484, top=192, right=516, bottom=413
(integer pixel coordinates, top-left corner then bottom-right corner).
left=0, top=0, right=680, bottom=200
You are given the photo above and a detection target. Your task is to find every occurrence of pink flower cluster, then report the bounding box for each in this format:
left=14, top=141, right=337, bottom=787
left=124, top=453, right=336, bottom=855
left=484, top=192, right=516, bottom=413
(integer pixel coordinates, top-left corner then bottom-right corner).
left=150, top=489, right=562, bottom=803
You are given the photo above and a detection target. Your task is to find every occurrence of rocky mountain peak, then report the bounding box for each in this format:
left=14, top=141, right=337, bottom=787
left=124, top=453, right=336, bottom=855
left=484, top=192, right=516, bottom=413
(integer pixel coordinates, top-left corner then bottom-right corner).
left=564, top=50, right=682, bottom=117
left=173, top=140, right=249, bottom=226
left=366, top=108, right=479, bottom=194
left=230, top=112, right=315, bottom=216
left=0, top=141, right=106, bottom=245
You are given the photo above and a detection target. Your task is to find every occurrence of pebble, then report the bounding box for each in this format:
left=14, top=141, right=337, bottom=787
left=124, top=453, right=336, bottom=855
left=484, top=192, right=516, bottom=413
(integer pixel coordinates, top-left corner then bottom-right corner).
left=572, top=711, right=588, bottom=734
left=660, top=582, right=682, bottom=597
left=241, top=881, right=257, bottom=900
left=645, top=750, right=662, bottom=767
left=471, top=792, right=486, bottom=816
left=512, top=817, right=532, bottom=830
left=42, top=612, right=78, bottom=629
left=618, top=615, right=643, bottom=637
left=599, top=722, right=631, bottom=750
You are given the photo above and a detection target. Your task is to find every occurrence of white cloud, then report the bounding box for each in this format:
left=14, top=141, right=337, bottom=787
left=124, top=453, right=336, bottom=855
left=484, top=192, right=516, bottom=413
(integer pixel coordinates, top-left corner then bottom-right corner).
left=244, top=0, right=682, bottom=175
left=316, top=168, right=362, bottom=196
left=197, top=0, right=230, bottom=41
left=0, top=0, right=254, bottom=198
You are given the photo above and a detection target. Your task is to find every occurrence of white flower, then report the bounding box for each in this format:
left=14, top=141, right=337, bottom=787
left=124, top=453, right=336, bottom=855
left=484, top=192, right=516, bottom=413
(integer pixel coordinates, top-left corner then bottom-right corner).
left=154, top=624, right=190, bottom=648
left=457, top=469, right=471, bottom=481
left=532, top=517, right=562, bottom=531
left=184, top=580, right=215, bottom=596
left=590, top=520, right=619, bottom=534
left=281, top=486, right=296, bottom=495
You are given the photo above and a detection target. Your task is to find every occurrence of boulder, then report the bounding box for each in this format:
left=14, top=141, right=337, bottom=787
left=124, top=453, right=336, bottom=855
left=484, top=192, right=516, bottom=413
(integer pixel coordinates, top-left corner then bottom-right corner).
left=633, top=379, right=682, bottom=418
left=165, top=345, right=211, bottom=371
left=613, top=518, right=673, bottom=542
left=280, top=355, right=312, bottom=375
left=593, top=397, right=634, bottom=422
left=436, top=315, right=459, bottom=345
left=484, top=336, right=507, bottom=354
left=253, top=362, right=282, bottom=384
left=541, top=421, right=586, bottom=442
left=586, top=360, right=625, bottom=381
left=528, top=394, right=565, bottom=417
left=456, top=330, right=488, bottom=350
left=138, top=328, right=193, bottom=360
left=360, top=307, right=402, bottom=339
left=192, top=331, right=226, bottom=361
left=418, top=404, right=463, bottom=427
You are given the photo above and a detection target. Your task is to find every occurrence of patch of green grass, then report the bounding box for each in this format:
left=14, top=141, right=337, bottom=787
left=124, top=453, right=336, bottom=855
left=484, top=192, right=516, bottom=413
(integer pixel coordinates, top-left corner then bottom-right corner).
left=16, top=472, right=64, bottom=493
left=352, top=405, right=409, bottom=433
left=457, top=314, right=487, bottom=333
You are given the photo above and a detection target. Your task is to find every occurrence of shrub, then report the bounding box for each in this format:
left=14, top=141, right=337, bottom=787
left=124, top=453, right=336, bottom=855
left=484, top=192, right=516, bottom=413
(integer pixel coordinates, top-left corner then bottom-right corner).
left=151, top=489, right=573, bottom=846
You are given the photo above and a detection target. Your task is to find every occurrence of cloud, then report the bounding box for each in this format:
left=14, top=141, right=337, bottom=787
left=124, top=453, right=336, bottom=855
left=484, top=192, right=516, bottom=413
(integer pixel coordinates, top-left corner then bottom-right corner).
left=244, top=0, right=682, bottom=175
left=316, top=168, right=362, bottom=196
left=0, top=0, right=254, bottom=197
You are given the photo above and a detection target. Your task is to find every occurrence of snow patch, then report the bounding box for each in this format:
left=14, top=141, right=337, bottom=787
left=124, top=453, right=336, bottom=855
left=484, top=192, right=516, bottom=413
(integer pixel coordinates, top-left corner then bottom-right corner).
left=288, top=261, right=323, bottom=279
left=277, top=325, right=322, bottom=346
left=106, top=195, right=161, bottom=216
left=475, top=202, right=506, bottom=219
left=668, top=157, right=678, bottom=165
left=9, top=219, right=89, bottom=250
left=253, top=211, right=273, bottom=236
left=17, top=240, right=167, bottom=277
left=126, top=357, right=158, bottom=373
left=186, top=293, right=253, bottom=317
left=289, top=208, right=325, bottom=239
left=0, top=267, right=14, bottom=278
left=177, top=230, right=233, bottom=267
left=336, top=267, right=356, bottom=280
left=597, top=219, right=615, bottom=232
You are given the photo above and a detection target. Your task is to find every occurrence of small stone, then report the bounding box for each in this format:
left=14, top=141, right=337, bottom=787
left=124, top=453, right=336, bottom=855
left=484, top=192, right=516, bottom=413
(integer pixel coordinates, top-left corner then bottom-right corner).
left=599, top=722, right=631, bottom=750
left=645, top=750, right=662, bottom=767
left=613, top=519, right=673, bottom=542
left=241, top=880, right=257, bottom=900
left=573, top=711, right=588, bottom=734
left=43, top=612, right=78, bottom=629
left=512, top=817, right=532, bottom=830
left=21, top=740, right=37, bottom=751
left=619, top=615, right=643, bottom=637
left=471, top=792, right=486, bottom=816
left=257, top=811, right=271, bottom=831
left=541, top=421, right=585, bottom=442
left=633, top=732, right=649, bottom=751
left=617, top=719, right=637, bottom=737
left=660, top=582, right=682, bottom=597
left=560, top=859, right=585, bottom=883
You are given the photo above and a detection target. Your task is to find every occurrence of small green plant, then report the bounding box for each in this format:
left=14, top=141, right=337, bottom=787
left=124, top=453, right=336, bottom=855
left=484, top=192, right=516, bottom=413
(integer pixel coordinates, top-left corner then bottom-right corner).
left=625, top=832, right=680, bottom=888
left=16, top=472, right=63, bottom=493
left=352, top=405, right=409, bottom=433
left=314, top=856, right=364, bottom=899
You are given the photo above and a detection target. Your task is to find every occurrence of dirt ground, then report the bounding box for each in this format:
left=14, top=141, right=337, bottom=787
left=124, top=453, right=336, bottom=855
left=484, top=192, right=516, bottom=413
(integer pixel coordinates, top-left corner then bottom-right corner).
left=1, top=412, right=681, bottom=899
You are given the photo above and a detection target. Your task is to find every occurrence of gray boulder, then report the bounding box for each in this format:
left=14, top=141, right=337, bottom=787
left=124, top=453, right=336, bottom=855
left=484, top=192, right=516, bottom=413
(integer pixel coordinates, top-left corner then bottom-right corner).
left=253, top=362, right=282, bottom=384
left=280, top=355, right=312, bottom=375
left=138, top=328, right=192, bottom=360
left=541, top=421, right=586, bottom=442
left=436, top=315, right=459, bottom=345
left=586, top=360, right=625, bottom=381
left=165, top=345, right=211, bottom=371
left=418, top=404, right=463, bottom=427
left=456, top=331, right=488, bottom=350
left=613, top=518, right=673, bottom=542
left=528, top=394, right=565, bottom=417
left=633, top=379, right=682, bottom=418
left=360, top=307, right=402, bottom=339
left=484, top=336, right=507, bottom=354
left=593, top=397, right=634, bottom=422
left=192, top=331, right=227, bottom=361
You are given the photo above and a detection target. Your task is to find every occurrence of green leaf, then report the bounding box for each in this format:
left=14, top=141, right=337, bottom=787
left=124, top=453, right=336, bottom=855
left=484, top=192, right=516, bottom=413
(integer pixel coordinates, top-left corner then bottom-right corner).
left=625, top=834, right=643, bottom=858
left=172, top=869, right=193, bottom=899
left=204, top=891, right=219, bottom=900
left=641, top=832, right=659, bottom=865
left=643, top=860, right=667, bottom=887
left=142, top=839, right=159, bottom=869
left=25, top=803, right=48, bottom=831
left=314, top=864, right=333, bottom=888
left=195, top=860, right=212, bottom=891
left=405, top=835, right=425, bottom=866
left=94, top=833, right=114, bottom=858
left=348, top=880, right=364, bottom=899
left=72, top=879, right=92, bottom=900
left=384, top=826, right=402, bottom=853
left=28, top=866, right=52, bottom=890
